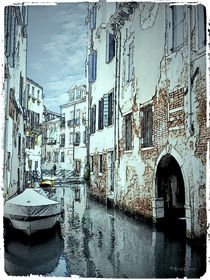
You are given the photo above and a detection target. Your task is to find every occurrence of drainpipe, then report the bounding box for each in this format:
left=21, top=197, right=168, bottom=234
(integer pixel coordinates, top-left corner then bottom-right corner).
left=3, top=65, right=10, bottom=199
left=187, top=5, right=194, bottom=237
left=73, top=104, right=75, bottom=162
left=187, top=6, right=193, bottom=136
left=117, top=29, right=121, bottom=166
left=112, top=24, right=121, bottom=204
left=113, top=31, right=118, bottom=200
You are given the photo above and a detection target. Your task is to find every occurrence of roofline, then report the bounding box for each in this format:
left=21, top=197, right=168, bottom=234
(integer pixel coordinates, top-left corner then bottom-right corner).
left=27, top=77, right=43, bottom=90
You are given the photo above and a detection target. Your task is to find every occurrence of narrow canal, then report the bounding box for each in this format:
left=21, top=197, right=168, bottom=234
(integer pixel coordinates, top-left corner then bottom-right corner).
left=4, top=183, right=206, bottom=278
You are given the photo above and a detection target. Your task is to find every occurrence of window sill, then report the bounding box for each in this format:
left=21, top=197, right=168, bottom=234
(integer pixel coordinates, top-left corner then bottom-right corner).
left=124, top=149, right=132, bottom=154
left=141, top=146, right=153, bottom=151
left=123, top=79, right=133, bottom=88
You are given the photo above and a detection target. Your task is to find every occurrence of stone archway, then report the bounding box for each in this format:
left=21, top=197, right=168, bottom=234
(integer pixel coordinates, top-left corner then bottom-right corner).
left=156, top=154, right=185, bottom=224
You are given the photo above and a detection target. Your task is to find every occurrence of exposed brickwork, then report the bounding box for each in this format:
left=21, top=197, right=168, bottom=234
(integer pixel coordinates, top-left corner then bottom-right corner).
left=169, top=88, right=185, bottom=110
left=90, top=151, right=107, bottom=200
left=168, top=88, right=185, bottom=128
left=194, top=76, right=207, bottom=165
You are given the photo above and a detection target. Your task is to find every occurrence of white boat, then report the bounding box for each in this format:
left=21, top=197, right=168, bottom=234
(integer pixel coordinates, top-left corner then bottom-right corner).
left=4, top=188, right=62, bottom=235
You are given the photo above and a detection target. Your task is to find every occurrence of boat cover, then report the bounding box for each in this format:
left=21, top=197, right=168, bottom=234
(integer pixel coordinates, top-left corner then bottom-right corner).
left=4, top=189, right=62, bottom=218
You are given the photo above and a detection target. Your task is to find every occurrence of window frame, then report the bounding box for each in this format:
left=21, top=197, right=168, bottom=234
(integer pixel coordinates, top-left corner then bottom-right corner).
left=106, top=32, right=115, bottom=63
left=98, top=154, right=103, bottom=174
left=90, top=105, right=96, bottom=134
left=141, top=105, right=153, bottom=148
left=197, top=4, right=206, bottom=50
left=98, top=98, right=104, bottom=130
left=172, top=5, right=185, bottom=51
left=124, top=113, right=132, bottom=151
left=88, top=50, right=97, bottom=83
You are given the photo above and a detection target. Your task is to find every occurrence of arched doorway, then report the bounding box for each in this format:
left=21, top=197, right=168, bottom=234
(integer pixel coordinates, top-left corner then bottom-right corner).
left=156, top=154, right=186, bottom=230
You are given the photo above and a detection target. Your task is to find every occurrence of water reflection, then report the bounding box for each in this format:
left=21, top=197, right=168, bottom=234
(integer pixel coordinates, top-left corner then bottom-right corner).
left=5, top=226, right=64, bottom=276
left=5, top=183, right=206, bottom=278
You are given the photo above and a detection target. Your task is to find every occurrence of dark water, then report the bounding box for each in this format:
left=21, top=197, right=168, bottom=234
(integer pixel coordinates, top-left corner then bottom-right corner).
left=4, top=184, right=206, bottom=278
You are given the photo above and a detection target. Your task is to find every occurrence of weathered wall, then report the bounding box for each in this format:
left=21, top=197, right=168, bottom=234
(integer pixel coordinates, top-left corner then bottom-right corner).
left=87, top=2, right=207, bottom=239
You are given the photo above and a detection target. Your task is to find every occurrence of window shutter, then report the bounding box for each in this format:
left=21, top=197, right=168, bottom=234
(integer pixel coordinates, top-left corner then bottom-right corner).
left=90, top=107, right=93, bottom=134
left=109, top=33, right=115, bottom=61
left=93, top=105, right=96, bottom=133
left=90, top=6, right=96, bottom=30
left=8, top=13, right=15, bottom=67
left=108, top=91, right=113, bottom=125
left=128, top=43, right=133, bottom=82
left=93, top=50, right=97, bottom=81
left=198, top=5, right=206, bottom=48
left=88, top=54, right=93, bottom=82
left=103, top=93, right=109, bottom=126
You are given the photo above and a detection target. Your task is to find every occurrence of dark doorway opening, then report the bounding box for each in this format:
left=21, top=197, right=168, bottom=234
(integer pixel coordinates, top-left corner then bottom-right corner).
left=156, top=154, right=186, bottom=232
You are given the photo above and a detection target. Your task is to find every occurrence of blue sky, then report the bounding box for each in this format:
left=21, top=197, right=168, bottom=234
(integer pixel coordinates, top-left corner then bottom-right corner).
left=27, top=2, right=88, bottom=113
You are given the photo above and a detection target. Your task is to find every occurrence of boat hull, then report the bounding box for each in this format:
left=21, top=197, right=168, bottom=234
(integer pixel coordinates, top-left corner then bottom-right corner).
left=9, top=214, right=60, bottom=235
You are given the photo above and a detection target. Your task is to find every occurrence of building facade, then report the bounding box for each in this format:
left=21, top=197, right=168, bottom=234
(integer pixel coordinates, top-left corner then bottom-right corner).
left=60, top=84, right=88, bottom=177
left=86, top=1, right=207, bottom=240
left=3, top=5, right=28, bottom=199
left=41, top=108, right=61, bottom=176
left=25, top=78, right=44, bottom=184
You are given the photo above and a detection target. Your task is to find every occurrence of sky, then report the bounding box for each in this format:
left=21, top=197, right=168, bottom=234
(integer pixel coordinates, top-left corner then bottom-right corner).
left=27, top=2, right=88, bottom=113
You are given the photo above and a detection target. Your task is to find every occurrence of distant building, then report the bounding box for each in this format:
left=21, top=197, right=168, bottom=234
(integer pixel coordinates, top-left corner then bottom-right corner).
left=3, top=6, right=28, bottom=199
left=86, top=2, right=207, bottom=240
left=41, top=108, right=61, bottom=176
left=25, top=78, right=44, bottom=184
left=60, top=84, right=88, bottom=177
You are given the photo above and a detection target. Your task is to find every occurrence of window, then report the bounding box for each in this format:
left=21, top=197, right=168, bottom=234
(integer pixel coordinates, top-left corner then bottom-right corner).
left=47, top=152, right=51, bottom=162
left=5, top=7, right=17, bottom=68
left=60, top=134, right=65, bottom=147
left=35, top=161, right=38, bottom=171
left=125, top=113, right=132, bottom=151
left=108, top=91, right=113, bottom=126
left=74, top=132, right=80, bottom=145
left=19, top=74, right=23, bottom=107
left=54, top=152, right=58, bottom=163
left=37, top=90, right=40, bottom=100
left=90, top=6, right=96, bottom=30
left=98, top=98, right=104, bottom=130
left=32, top=86, right=35, bottom=96
left=142, top=105, right=153, bottom=148
left=76, top=110, right=80, bottom=125
left=90, top=155, right=94, bottom=172
left=106, top=32, right=115, bottom=62
left=61, top=114, right=65, bottom=128
left=125, top=42, right=133, bottom=83
left=76, top=89, right=82, bottom=99
left=69, top=132, right=73, bottom=144
left=69, top=90, right=74, bottom=101
left=90, top=105, right=96, bottom=134
left=197, top=5, right=206, bottom=49
left=103, top=91, right=113, bottom=126
left=61, top=152, right=65, bottom=162
left=18, top=134, right=21, bottom=156
left=172, top=6, right=184, bottom=50
left=68, top=111, right=74, bottom=127
left=75, top=160, right=81, bottom=175
left=34, top=112, right=39, bottom=123
left=99, top=154, right=103, bottom=173
left=88, top=50, right=97, bottom=82
left=83, top=128, right=88, bottom=144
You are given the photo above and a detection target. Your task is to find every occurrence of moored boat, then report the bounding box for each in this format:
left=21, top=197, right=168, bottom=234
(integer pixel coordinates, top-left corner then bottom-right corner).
left=39, top=180, right=54, bottom=188
left=4, top=188, right=62, bottom=235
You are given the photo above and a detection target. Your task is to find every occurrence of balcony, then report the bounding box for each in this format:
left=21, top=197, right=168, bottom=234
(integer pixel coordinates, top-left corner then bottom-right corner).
left=47, top=140, right=57, bottom=145
left=26, top=122, right=42, bottom=135
left=67, top=120, right=74, bottom=127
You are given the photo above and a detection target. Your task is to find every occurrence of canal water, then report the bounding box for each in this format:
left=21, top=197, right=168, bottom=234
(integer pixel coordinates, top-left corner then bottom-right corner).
left=4, top=183, right=206, bottom=278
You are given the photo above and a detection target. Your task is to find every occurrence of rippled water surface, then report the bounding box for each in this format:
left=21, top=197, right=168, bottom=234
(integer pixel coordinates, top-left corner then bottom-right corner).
left=4, top=184, right=206, bottom=278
